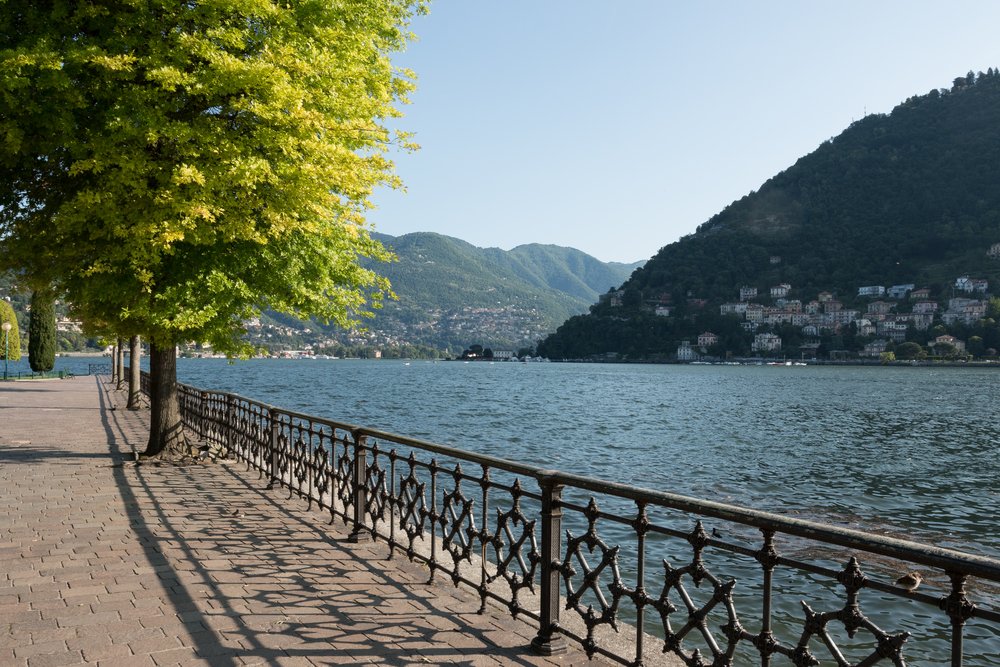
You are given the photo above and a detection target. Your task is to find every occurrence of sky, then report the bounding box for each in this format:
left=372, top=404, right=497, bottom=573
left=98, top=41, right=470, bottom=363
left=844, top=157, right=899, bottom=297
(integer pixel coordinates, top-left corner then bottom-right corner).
left=367, top=1, right=1000, bottom=264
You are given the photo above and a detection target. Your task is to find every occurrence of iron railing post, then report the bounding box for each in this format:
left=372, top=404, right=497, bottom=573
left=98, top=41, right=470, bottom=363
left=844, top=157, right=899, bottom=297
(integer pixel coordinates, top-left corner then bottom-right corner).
left=348, top=430, right=370, bottom=543
left=199, top=391, right=208, bottom=441
left=531, top=471, right=568, bottom=655
left=267, top=408, right=280, bottom=490
left=224, top=394, right=235, bottom=458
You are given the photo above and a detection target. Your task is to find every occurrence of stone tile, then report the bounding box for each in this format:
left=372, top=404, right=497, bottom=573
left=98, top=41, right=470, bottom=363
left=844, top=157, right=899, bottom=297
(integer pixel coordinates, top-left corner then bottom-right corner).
left=0, top=378, right=621, bottom=667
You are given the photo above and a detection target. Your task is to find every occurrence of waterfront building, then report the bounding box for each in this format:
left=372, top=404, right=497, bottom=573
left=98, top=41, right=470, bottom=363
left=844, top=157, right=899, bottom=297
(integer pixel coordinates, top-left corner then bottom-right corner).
left=751, top=332, right=781, bottom=353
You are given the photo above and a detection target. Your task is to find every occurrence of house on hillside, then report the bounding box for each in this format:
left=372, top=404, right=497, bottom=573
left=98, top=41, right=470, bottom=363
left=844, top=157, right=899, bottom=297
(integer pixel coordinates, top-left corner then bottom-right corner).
left=720, top=302, right=747, bottom=316
left=867, top=301, right=893, bottom=316
left=876, top=320, right=908, bottom=342
left=770, top=283, right=791, bottom=299
left=888, top=284, right=915, bottom=299
left=697, top=332, right=719, bottom=349
left=858, top=285, right=885, bottom=297
left=745, top=303, right=765, bottom=324
left=676, top=341, right=697, bottom=361
left=600, top=290, right=626, bottom=307
left=654, top=306, right=672, bottom=317
left=739, top=286, right=758, bottom=301
left=751, top=333, right=781, bottom=353
left=910, top=288, right=931, bottom=300
left=942, top=299, right=987, bottom=325
left=862, top=339, right=890, bottom=358
left=930, top=335, right=966, bottom=354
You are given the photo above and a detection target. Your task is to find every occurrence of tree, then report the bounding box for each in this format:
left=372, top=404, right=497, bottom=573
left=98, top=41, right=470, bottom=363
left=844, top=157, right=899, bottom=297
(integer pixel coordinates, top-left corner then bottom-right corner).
left=895, top=341, right=924, bottom=360
left=1, top=1, right=424, bottom=456
left=28, top=289, right=55, bottom=372
left=0, top=301, right=21, bottom=362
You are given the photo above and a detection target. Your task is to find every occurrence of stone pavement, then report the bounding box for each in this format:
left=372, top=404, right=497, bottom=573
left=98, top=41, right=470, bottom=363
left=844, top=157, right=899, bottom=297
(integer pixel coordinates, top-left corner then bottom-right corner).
left=0, top=377, right=613, bottom=666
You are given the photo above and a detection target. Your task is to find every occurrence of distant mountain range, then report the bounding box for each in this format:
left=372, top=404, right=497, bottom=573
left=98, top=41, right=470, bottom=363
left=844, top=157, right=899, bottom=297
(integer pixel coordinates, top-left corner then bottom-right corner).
left=274, top=232, right=643, bottom=353
left=539, top=68, right=1000, bottom=360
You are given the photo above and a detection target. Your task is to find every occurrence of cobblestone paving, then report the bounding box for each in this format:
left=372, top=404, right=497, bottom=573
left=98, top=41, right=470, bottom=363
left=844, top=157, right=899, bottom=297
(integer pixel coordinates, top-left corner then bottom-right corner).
left=1, top=377, right=613, bottom=666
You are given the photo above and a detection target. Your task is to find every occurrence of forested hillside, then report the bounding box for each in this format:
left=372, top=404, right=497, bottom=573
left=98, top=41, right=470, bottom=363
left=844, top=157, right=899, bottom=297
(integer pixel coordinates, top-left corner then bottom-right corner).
left=348, top=232, right=641, bottom=351
left=539, top=69, right=1000, bottom=360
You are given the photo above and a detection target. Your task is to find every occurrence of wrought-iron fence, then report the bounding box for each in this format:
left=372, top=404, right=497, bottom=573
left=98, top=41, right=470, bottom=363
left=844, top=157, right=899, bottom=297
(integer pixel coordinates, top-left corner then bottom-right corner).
left=141, top=373, right=1000, bottom=666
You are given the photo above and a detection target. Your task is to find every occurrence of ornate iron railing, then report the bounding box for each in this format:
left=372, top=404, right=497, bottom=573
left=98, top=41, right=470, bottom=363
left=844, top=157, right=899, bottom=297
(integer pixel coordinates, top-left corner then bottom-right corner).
left=140, top=372, right=1000, bottom=666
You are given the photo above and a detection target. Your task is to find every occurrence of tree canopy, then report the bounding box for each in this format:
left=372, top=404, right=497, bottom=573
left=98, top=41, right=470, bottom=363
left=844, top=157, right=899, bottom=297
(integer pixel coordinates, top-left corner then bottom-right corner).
left=1, top=0, right=426, bottom=455
left=0, top=0, right=425, bottom=352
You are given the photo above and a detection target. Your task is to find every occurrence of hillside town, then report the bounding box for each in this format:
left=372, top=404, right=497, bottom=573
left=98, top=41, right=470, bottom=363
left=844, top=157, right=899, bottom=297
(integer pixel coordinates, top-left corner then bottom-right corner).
left=636, top=274, right=996, bottom=361
left=596, top=267, right=1000, bottom=362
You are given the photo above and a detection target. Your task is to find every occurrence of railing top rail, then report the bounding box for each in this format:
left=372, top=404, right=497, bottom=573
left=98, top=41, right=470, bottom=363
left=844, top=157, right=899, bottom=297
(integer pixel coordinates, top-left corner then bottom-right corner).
left=179, top=378, right=1000, bottom=582
left=543, top=469, right=1000, bottom=581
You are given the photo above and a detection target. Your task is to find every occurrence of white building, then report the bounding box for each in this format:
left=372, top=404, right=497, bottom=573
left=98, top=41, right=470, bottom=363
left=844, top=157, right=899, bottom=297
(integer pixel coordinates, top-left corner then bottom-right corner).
left=676, top=341, right=697, bottom=361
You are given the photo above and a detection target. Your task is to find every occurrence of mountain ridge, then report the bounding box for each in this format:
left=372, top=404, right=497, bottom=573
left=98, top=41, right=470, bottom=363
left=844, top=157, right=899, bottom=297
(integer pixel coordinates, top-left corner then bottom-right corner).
left=319, top=231, right=644, bottom=352
left=538, top=68, right=1000, bottom=360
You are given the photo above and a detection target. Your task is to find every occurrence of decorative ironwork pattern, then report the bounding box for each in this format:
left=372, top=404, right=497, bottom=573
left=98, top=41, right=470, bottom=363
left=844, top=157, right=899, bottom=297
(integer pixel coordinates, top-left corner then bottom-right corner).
left=488, top=479, right=539, bottom=618
left=560, top=498, right=624, bottom=657
left=136, top=369, right=1000, bottom=667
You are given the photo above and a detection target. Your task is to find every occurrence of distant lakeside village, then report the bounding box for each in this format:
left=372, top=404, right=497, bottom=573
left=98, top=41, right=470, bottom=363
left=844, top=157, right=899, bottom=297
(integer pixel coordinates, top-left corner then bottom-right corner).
left=599, top=270, right=998, bottom=363
left=6, top=268, right=1000, bottom=364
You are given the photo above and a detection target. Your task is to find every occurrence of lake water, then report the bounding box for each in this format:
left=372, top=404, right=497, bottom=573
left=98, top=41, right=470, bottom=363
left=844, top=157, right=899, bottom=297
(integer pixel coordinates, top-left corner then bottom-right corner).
left=161, top=358, right=1000, bottom=557
left=16, top=355, right=999, bottom=662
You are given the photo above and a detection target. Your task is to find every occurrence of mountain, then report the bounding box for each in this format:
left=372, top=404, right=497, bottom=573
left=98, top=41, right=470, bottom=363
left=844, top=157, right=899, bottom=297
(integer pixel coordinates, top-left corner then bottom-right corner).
left=313, top=233, right=643, bottom=352
left=538, top=69, right=1000, bottom=360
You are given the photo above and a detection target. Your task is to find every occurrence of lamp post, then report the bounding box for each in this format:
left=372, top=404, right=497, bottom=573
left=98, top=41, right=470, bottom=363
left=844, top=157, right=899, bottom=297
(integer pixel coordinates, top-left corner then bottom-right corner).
left=2, top=321, right=11, bottom=381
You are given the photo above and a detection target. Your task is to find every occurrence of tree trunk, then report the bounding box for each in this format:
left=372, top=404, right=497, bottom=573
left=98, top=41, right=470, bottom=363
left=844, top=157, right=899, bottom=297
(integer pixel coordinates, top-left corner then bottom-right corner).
left=111, top=341, right=119, bottom=384
left=127, top=335, right=142, bottom=410
left=115, top=337, right=125, bottom=390
left=144, top=343, right=185, bottom=458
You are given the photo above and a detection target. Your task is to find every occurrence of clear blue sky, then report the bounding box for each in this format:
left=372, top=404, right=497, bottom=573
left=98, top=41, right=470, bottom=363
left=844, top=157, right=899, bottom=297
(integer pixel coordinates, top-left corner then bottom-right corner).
left=368, top=1, right=1000, bottom=263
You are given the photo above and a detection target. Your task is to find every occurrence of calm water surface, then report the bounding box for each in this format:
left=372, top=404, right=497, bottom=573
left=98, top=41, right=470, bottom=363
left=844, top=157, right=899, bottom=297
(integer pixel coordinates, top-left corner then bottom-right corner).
left=171, top=358, right=999, bottom=560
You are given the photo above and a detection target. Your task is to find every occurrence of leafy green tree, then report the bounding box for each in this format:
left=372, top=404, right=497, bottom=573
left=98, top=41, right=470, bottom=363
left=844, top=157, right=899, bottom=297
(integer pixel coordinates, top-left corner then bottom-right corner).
left=964, top=335, right=983, bottom=358
left=1, top=1, right=424, bottom=456
left=895, top=341, right=924, bottom=360
left=28, top=289, right=56, bottom=372
left=933, top=342, right=957, bottom=358
left=0, top=300, right=21, bottom=362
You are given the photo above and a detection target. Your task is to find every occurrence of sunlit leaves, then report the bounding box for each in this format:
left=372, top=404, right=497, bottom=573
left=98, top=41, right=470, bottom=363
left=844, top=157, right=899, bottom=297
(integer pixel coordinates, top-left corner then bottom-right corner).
left=0, top=0, right=422, bottom=350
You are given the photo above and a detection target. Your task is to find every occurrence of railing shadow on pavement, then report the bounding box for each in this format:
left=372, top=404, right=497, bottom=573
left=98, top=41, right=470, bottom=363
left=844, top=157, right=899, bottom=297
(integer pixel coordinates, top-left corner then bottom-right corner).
left=98, top=375, right=560, bottom=666
left=132, top=369, right=1000, bottom=667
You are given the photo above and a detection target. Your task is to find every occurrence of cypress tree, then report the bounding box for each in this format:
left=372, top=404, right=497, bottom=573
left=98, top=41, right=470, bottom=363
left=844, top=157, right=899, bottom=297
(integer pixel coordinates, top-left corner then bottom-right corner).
left=28, top=290, right=56, bottom=373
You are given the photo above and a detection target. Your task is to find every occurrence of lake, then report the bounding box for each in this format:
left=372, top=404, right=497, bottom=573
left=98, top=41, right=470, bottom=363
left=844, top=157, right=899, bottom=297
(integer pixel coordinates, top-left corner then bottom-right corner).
left=160, top=358, right=999, bottom=560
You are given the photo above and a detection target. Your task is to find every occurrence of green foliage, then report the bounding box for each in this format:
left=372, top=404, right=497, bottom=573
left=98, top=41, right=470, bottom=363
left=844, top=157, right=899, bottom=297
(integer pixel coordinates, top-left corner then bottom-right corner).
left=0, top=300, right=20, bottom=361
left=0, top=0, right=425, bottom=352
left=895, top=341, right=924, bottom=360
left=356, top=232, right=641, bottom=349
left=28, top=290, right=56, bottom=372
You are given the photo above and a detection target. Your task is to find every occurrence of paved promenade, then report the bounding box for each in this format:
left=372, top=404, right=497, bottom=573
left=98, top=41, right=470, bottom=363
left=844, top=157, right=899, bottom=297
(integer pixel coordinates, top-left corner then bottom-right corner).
left=1, top=377, right=610, bottom=666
